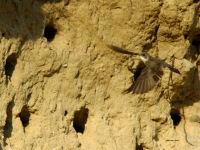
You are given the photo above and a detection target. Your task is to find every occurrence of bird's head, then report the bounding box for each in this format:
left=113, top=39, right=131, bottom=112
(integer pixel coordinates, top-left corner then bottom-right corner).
left=139, top=52, right=150, bottom=63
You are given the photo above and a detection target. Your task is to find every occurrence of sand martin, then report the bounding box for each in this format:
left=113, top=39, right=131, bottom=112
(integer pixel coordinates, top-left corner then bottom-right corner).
left=107, top=45, right=181, bottom=94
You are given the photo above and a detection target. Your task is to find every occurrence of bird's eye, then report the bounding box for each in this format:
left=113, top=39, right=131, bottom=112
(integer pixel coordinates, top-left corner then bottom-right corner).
left=142, top=54, right=145, bottom=56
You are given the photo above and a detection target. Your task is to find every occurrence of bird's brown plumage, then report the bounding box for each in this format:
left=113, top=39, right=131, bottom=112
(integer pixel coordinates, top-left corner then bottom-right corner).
left=107, top=45, right=181, bottom=94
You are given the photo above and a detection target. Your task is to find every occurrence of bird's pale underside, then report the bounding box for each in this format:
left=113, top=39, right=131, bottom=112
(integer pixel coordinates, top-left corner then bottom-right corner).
left=107, top=45, right=181, bottom=94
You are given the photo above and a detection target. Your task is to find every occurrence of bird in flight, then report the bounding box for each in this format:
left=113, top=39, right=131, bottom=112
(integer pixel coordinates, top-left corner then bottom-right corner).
left=107, top=45, right=181, bottom=94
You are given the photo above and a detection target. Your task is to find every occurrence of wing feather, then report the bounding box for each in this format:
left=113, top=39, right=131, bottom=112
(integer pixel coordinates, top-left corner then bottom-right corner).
left=144, top=78, right=149, bottom=93
left=142, top=79, right=148, bottom=94
left=133, top=80, right=141, bottom=94
left=138, top=79, right=144, bottom=94
left=126, top=65, right=163, bottom=94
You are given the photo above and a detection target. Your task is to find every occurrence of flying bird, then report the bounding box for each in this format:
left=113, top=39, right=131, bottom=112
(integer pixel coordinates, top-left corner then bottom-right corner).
left=107, top=45, right=181, bottom=94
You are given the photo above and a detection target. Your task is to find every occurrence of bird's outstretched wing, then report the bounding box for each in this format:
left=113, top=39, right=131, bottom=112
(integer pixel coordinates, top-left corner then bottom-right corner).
left=123, top=65, right=163, bottom=94
left=107, top=45, right=139, bottom=55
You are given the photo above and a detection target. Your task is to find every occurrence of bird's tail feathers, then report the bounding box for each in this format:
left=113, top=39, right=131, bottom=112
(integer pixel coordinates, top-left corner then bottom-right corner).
left=170, top=67, right=181, bottom=74
left=164, top=63, right=181, bottom=74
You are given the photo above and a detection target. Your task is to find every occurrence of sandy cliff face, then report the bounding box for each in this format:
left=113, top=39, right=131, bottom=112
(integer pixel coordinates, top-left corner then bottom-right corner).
left=0, top=0, right=200, bottom=149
